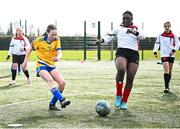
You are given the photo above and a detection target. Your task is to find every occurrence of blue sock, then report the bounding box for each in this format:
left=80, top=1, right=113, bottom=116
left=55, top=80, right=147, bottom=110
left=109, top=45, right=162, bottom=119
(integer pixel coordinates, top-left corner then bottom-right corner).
left=18, top=65, right=21, bottom=74
left=50, top=96, right=58, bottom=106
left=51, top=87, right=64, bottom=102
left=50, top=89, right=63, bottom=105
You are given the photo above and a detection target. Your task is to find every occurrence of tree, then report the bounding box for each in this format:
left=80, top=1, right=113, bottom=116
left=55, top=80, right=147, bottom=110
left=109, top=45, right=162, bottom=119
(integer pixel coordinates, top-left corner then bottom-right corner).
left=6, top=22, right=13, bottom=35
left=0, top=26, right=5, bottom=36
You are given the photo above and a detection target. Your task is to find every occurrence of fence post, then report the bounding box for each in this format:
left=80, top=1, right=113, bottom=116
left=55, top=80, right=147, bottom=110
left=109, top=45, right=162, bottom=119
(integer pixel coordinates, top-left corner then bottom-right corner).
left=110, top=22, right=113, bottom=61
left=25, top=20, right=27, bottom=36
left=84, top=21, right=87, bottom=61
left=142, top=49, right=144, bottom=60
left=97, top=21, right=101, bottom=61
left=20, top=19, right=22, bottom=27
left=141, top=22, right=144, bottom=61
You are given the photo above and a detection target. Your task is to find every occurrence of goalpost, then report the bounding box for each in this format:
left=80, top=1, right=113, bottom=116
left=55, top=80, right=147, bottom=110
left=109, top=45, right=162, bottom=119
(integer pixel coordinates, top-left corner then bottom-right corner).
left=83, top=21, right=114, bottom=61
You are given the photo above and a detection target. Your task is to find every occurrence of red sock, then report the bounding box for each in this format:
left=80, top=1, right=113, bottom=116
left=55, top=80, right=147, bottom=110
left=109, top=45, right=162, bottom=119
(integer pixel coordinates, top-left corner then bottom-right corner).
left=122, top=88, right=131, bottom=103
left=116, top=82, right=123, bottom=96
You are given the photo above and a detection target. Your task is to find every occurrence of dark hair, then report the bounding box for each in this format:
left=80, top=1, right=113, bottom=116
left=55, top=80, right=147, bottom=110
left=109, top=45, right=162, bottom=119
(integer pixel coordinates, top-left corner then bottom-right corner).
left=123, top=10, right=133, bottom=18
left=42, top=24, right=57, bottom=36
left=121, top=10, right=133, bottom=26
left=46, top=24, right=57, bottom=33
left=164, top=21, right=171, bottom=26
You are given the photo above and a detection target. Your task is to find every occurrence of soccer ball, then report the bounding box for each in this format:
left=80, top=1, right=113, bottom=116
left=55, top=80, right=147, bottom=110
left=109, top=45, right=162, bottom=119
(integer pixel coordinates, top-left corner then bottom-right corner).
left=95, top=100, right=111, bottom=117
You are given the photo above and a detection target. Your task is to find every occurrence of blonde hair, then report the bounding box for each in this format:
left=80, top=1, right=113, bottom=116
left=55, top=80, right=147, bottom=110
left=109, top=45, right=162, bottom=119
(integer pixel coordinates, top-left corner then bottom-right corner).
left=15, top=26, right=23, bottom=37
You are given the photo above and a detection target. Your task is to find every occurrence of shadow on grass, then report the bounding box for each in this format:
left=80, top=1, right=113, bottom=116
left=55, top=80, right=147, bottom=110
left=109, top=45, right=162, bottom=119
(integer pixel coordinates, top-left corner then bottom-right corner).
left=13, top=112, right=65, bottom=128
left=0, top=75, right=11, bottom=79
left=2, top=106, right=143, bottom=128
left=159, top=92, right=179, bottom=102
left=0, top=83, right=29, bottom=90
left=0, top=123, right=7, bottom=128
left=106, top=109, right=142, bottom=127
left=111, top=108, right=136, bottom=118
left=79, top=109, right=142, bottom=128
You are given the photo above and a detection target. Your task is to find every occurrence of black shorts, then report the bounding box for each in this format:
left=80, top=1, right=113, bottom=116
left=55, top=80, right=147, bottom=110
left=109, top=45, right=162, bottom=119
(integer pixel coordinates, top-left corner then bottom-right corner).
left=161, top=57, right=175, bottom=63
left=12, top=54, right=25, bottom=64
left=116, top=48, right=139, bottom=64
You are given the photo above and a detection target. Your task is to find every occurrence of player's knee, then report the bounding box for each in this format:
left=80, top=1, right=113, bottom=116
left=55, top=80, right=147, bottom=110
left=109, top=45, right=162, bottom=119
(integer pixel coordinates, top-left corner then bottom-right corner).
left=47, top=79, right=54, bottom=85
left=117, top=68, right=125, bottom=75
left=22, top=68, right=27, bottom=72
left=59, top=80, right=66, bottom=87
left=163, top=65, right=169, bottom=72
left=164, top=68, right=169, bottom=73
left=12, top=64, right=18, bottom=70
left=58, top=81, right=65, bottom=92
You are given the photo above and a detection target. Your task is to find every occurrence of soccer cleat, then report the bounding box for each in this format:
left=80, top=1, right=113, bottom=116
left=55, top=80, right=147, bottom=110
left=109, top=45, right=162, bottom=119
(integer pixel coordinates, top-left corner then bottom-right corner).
left=120, top=102, right=127, bottom=110
left=9, top=80, right=16, bottom=85
left=60, top=98, right=71, bottom=108
left=114, top=96, right=122, bottom=108
left=164, top=88, right=170, bottom=93
left=49, top=105, right=61, bottom=111
left=27, top=78, right=31, bottom=84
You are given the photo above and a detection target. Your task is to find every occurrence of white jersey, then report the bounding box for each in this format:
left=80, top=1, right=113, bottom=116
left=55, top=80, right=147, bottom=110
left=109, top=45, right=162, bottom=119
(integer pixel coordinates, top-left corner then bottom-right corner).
left=103, top=25, right=144, bottom=51
left=8, top=36, right=30, bottom=55
left=153, top=32, right=180, bottom=57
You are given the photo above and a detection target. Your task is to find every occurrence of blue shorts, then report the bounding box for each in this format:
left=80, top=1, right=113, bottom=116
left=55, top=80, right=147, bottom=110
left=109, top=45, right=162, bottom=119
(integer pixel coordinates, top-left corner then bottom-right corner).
left=36, top=66, right=56, bottom=77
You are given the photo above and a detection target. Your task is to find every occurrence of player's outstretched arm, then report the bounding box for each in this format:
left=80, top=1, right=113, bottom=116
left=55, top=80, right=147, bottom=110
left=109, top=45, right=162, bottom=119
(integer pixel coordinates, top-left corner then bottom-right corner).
left=96, top=39, right=104, bottom=45
left=153, top=36, right=160, bottom=58
left=53, top=51, right=62, bottom=62
left=153, top=52, right=158, bottom=58
left=22, top=46, right=33, bottom=71
left=6, top=55, right=11, bottom=61
left=170, top=34, right=180, bottom=56
left=6, top=38, right=14, bottom=61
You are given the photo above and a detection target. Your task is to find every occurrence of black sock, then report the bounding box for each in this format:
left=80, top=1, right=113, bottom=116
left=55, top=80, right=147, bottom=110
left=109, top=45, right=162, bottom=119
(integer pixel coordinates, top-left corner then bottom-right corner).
left=12, top=69, right=17, bottom=80
left=164, top=73, right=169, bottom=89
left=168, top=74, right=171, bottom=84
left=23, top=70, right=30, bottom=78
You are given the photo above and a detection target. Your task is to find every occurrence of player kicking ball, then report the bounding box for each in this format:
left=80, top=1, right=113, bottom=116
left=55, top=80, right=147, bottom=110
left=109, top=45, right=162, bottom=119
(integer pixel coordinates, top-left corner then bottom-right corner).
left=22, top=24, right=70, bottom=111
left=97, top=11, right=144, bottom=110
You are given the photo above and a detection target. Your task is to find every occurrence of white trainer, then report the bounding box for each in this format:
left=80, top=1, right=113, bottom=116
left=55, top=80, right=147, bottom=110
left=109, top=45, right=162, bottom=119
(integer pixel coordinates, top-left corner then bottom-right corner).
left=9, top=80, right=16, bottom=85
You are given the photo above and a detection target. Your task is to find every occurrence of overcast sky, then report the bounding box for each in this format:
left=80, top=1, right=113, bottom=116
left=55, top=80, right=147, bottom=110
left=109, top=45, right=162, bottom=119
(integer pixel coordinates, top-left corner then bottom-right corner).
left=0, top=0, right=180, bottom=36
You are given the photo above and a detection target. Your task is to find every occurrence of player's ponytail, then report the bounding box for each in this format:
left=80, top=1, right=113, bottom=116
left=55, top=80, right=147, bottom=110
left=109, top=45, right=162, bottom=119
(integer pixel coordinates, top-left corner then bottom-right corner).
left=42, top=32, right=47, bottom=36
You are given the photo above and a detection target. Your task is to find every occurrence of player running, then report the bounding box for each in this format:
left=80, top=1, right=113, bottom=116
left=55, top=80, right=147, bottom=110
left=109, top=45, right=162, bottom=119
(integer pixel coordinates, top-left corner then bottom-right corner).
left=97, top=11, right=144, bottom=110
left=6, top=27, right=31, bottom=85
left=22, top=24, right=70, bottom=110
left=153, top=21, right=180, bottom=93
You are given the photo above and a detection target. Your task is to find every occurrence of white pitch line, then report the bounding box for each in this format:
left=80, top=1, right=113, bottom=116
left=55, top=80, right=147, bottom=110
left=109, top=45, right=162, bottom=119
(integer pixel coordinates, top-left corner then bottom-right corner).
left=0, top=91, right=172, bottom=108
left=0, top=98, right=49, bottom=108
left=0, top=93, right=174, bottom=109
left=0, top=93, right=82, bottom=108
left=0, top=92, right=110, bottom=108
